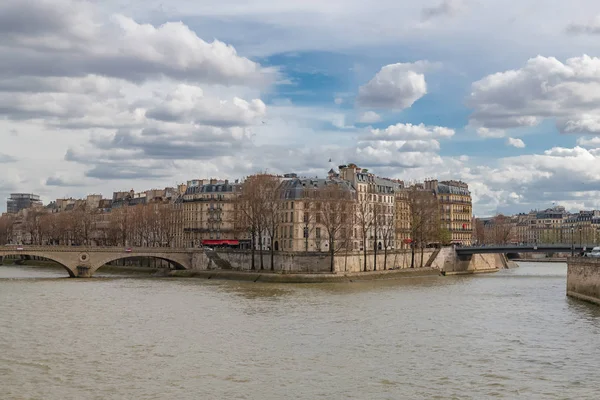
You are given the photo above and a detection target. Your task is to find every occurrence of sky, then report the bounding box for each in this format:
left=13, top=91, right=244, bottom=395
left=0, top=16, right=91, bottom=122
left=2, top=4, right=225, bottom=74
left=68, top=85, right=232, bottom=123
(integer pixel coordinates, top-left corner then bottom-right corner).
left=4, top=0, right=600, bottom=216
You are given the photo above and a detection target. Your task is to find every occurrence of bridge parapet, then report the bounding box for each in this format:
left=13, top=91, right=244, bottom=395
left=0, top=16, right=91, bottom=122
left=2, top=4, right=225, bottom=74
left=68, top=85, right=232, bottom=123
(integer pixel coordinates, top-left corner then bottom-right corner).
left=457, top=244, right=596, bottom=255
left=1, top=245, right=194, bottom=253
left=0, top=245, right=198, bottom=277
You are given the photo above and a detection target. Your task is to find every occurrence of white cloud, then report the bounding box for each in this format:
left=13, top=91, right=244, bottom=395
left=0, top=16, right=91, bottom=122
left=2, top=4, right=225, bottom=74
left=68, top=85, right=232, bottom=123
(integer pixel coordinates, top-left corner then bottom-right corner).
left=334, top=97, right=344, bottom=105
left=356, top=111, right=382, bottom=124
left=356, top=62, right=433, bottom=110
left=576, top=136, right=600, bottom=148
left=468, top=55, right=600, bottom=134
left=146, top=84, right=266, bottom=127
left=370, top=123, right=455, bottom=140
left=476, top=127, right=505, bottom=138
left=0, top=0, right=274, bottom=87
left=507, top=137, right=525, bottom=148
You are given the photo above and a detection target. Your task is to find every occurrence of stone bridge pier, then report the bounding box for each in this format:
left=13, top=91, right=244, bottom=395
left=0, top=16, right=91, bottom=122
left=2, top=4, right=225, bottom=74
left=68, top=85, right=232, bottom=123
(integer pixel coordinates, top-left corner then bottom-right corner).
left=0, top=246, right=198, bottom=278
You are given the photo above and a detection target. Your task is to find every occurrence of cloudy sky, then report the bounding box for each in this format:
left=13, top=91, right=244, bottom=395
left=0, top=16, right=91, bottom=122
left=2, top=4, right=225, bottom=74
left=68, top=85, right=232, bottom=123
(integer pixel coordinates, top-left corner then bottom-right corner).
left=3, top=0, right=600, bottom=216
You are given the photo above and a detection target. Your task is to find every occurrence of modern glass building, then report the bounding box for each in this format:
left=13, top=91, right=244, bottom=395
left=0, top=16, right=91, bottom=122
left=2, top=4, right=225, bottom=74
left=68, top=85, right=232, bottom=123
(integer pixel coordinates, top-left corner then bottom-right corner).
left=6, top=193, right=42, bottom=214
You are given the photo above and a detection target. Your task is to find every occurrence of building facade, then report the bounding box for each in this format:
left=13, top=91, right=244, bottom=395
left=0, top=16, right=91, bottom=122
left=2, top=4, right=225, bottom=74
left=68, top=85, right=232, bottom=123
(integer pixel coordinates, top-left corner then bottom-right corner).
left=181, top=180, right=246, bottom=248
left=7, top=193, right=42, bottom=214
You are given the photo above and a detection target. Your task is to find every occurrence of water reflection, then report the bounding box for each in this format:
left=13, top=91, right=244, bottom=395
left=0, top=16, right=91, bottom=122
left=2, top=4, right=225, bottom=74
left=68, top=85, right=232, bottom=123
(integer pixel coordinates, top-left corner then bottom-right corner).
left=1, top=262, right=600, bottom=399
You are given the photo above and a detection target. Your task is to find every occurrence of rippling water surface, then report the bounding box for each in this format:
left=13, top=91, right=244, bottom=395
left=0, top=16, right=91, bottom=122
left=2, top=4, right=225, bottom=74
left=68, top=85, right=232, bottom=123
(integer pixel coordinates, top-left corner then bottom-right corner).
left=1, top=262, right=600, bottom=399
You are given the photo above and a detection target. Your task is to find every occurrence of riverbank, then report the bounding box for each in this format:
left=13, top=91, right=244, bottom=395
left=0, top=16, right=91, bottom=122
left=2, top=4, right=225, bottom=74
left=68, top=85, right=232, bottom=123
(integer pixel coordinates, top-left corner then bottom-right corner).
left=1, top=258, right=442, bottom=282
left=169, top=268, right=441, bottom=283
left=513, top=258, right=567, bottom=263
left=442, top=268, right=499, bottom=276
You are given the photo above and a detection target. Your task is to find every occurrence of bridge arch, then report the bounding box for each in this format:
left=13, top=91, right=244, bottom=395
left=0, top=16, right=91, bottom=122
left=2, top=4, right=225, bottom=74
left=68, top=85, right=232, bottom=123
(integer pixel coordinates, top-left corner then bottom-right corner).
left=89, top=253, right=191, bottom=276
left=0, top=252, right=77, bottom=277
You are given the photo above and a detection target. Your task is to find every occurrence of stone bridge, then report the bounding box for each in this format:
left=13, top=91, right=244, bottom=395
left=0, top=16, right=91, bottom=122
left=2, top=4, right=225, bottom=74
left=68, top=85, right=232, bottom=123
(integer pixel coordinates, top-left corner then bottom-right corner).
left=0, top=246, right=200, bottom=277
left=456, top=244, right=594, bottom=256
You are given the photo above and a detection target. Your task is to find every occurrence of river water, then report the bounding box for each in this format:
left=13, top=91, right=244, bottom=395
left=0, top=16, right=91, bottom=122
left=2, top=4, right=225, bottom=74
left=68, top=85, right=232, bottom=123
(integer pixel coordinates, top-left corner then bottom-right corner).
left=1, top=262, right=599, bottom=399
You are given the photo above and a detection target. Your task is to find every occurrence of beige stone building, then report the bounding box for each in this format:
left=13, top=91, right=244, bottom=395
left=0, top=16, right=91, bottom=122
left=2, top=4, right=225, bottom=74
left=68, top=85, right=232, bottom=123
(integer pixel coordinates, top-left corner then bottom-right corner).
left=338, top=164, right=399, bottom=252
left=394, top=186, right=411, bottom=249
left=181, top=179, right=247, bottom=248
left=425, top=179, right=473, bottom=245
left=274, top=175, right=357, bottom=253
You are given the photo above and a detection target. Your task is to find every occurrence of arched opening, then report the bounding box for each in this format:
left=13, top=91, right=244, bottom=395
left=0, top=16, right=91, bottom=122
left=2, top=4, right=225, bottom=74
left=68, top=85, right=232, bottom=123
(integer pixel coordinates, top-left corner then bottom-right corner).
left=0, top=253, right=75, bottom=277
left=378, top=242, right=382, bottom=251
left=274, top=241, right=279, bottom=251
left=91, top=255, right=188, bottom=276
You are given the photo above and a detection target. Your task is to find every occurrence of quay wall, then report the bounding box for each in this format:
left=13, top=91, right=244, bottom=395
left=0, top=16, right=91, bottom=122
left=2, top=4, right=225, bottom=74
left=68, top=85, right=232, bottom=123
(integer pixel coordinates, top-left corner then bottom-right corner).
left=194, top=249, right=438, bottom=273
left=567, top=259, right=600, bottom=305
left=192, top=248, right=506, bottom=275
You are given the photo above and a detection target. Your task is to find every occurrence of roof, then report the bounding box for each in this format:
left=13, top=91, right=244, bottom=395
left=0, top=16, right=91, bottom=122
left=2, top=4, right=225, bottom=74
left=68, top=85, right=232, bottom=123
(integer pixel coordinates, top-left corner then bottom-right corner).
left=436, top=182, right=471, bottom=196
left=279, top=177, right=356, bottom=200
left=184, top=183, right=239, bottom=195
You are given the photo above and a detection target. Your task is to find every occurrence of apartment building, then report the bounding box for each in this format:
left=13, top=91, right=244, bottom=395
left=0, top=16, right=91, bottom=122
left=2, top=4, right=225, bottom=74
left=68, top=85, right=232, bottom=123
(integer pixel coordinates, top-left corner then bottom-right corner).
left=338, top=164, right=400, bottom=252
left=181, top=179, right=246, bottom=248
left=425, top=179, right=473, bottom=245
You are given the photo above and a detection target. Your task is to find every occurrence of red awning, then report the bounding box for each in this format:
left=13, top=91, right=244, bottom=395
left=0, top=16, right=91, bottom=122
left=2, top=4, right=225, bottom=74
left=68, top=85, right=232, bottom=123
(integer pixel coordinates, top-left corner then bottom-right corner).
left=202, top=240, right=239, bottom=246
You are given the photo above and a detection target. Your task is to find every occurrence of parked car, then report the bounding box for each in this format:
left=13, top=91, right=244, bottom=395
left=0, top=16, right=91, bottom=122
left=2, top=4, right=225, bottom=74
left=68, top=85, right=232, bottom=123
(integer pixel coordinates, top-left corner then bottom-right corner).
left=585, top=247, right=600, bottom=258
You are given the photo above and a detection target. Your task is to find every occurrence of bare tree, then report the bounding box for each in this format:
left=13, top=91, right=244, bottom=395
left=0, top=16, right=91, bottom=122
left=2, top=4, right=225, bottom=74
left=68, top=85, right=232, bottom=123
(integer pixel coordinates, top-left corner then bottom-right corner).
left=318, top=182, right=354, bottom=272
left=257, top=175, right=283, bottom=270
left=0, top=215, right=14, bottom=245
left=407, top=186, right=439, bottom=268
left=488, top=214, right=514, bottom=244
left=356, top=198, right=374, bottom=271
left=380, top=211, right=395, bottom=270
left=238, top=174, right=268, bottom=270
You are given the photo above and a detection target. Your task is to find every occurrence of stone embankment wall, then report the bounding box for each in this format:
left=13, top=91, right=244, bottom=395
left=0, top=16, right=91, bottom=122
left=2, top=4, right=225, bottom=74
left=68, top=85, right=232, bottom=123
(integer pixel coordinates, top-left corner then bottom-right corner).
left=434, top=248, right=510, bottom=275
left=192, top=248, right=507, bottom=274
left=194, top=249, right=439, bottom=273
left=567, top=259, right=600, bottom=305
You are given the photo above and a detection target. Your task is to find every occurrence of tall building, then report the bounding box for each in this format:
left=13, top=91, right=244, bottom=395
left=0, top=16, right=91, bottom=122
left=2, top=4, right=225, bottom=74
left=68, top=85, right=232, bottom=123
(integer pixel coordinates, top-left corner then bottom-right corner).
left=277, top=175, right=357, bottom=252
left=6, top=193, right=42, bottom=214
left=338, top=164, right=400, bottom=251
left=425, top=180, right=473, bottom=245
left=181, top=179, right=247, bottom=248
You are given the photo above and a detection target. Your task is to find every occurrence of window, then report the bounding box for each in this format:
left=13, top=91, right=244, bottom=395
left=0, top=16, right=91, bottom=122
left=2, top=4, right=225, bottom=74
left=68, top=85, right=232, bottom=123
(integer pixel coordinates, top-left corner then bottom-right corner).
left=316, top=228, right=321, bottom=239
left=290, top=212, right=294, bottom=222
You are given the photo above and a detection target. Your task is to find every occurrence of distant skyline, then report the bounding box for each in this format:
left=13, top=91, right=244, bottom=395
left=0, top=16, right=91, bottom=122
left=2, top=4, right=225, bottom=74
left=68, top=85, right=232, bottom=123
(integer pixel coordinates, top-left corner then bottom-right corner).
left=3, top=0, right=600, bottom=216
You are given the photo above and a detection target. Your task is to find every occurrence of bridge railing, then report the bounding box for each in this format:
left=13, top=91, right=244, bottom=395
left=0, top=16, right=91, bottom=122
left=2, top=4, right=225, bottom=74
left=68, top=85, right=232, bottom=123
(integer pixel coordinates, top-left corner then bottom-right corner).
left=0, top=245, right=196, bottom=253
left=461, top=243, right=598, bottom=249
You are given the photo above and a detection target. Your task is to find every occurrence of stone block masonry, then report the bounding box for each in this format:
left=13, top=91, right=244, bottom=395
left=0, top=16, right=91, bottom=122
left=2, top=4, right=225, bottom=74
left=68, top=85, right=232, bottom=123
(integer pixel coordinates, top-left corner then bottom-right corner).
left=567, top=259, right=600, bottom=305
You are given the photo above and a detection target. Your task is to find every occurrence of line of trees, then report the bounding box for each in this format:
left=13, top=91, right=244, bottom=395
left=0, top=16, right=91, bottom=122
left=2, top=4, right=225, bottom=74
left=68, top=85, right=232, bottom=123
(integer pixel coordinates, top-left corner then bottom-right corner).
left=407, top=186, right=442, bottom=268
left=0, top=202, right=176, bottom=247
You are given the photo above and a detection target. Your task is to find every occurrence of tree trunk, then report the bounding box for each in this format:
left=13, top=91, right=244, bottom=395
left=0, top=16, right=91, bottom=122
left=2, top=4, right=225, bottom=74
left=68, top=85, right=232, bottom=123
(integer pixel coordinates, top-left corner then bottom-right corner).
left=344, top=249, right=348, bottom=272
left=384, top=247, right=388, bottom=270
left=259, top=230, right=264, bottom=270
left=270, top=233, right=275, bottom=271
left=330, top=239, right=335, bottom=273
left=251, top=230, right=256, bottom=270
left=373, top=233, right=377, bottom=271
left=420, top=245, right=424, bottom=268
left=363, top=238, right=368, bottom=271
left=410, top=244, right=415, bottom=268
